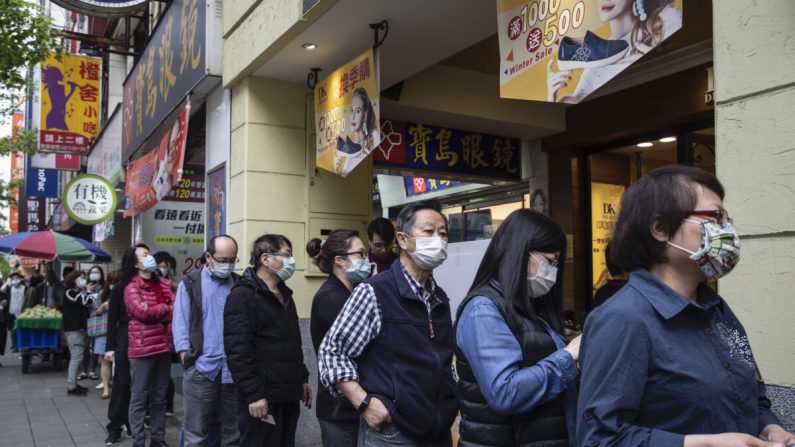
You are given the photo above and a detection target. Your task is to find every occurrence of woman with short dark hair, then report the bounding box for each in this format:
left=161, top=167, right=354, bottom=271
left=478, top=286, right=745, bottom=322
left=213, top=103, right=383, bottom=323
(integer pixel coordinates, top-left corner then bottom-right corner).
left=63, top=270, right=92, bottom=395
left=307, top=229, right=370, bottom=446
left=456, top=209, right=580, bottom=446
left=577, top=166, right=794, bottom=446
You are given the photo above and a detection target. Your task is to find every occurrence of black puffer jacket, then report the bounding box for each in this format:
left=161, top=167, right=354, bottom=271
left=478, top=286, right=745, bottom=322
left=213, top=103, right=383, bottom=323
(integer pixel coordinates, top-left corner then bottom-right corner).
left=455, top=282, right=568, bottom=447
left=223, top=267, right=309, bottom=404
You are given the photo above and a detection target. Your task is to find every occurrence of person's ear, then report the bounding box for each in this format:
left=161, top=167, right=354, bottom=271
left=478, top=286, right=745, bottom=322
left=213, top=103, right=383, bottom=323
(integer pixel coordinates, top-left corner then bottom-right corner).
left=396, top=232, right=409, bottom=251
left=650, top=217, right=669, bottom=242
left=333, top=255, right=345, bottom=269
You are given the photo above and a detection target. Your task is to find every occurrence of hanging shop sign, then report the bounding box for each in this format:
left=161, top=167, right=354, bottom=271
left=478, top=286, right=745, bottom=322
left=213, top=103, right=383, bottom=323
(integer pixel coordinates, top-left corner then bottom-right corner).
left=18, top=196, right=47, bottom=233
left=49, top=0, right=147, bottom=16
left=374, top=119, right=521, bottom=180
left=497, top=0, right=682, bottom=103
left=63, top=174, right=118, bottom=225
left=24, top=157, right=59, bottom=199
left=206, top=164, right=226, bottom=241
left=315, top=48, right=380, bottom=177
left=590, top=182, right=624, bottom=294
left=404, top=177, right=465, bottom=197
left=9, top=151, right=24, bottom=234
left=30, top=153, right=81, bottom=171
left=39, top=53, right=102, bottom=154
left=122, top=0, right=214, bottom=159
left=123, top=102, right=190, bottom=217
left=87, top=107, right=123, bottom=186
left=140, top=164, right=205, bottom=284
left=94, top=215, right=115, bottom=242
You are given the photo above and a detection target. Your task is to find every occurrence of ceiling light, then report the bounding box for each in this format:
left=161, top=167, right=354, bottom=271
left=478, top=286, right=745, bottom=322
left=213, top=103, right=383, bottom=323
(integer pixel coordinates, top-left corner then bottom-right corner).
left=637, top=142, right=653, bottom=148
left=302, top=43, right=317, bottom=50
left=659, top=137, right=676, bottom=143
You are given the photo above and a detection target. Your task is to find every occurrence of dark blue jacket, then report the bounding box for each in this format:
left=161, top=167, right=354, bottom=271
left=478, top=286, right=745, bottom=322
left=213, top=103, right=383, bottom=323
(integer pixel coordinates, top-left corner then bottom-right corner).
left=357, top=261, right=459, bottom=441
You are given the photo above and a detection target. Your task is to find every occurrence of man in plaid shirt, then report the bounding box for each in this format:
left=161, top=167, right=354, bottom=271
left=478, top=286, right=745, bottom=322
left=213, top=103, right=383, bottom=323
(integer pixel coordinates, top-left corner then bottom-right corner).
left=318, top=200, right=459, bottom=446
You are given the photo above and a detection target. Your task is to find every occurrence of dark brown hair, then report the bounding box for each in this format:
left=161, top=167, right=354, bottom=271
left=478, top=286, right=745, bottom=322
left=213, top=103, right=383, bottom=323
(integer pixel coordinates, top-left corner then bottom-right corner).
left=64, top=270, right=86, bottom=290
left=306, top=229, right=360, bottom=274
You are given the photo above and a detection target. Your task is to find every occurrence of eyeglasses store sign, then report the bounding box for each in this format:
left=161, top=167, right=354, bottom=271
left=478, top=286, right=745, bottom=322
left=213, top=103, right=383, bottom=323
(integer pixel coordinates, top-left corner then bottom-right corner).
left=63, top=174, right=118, bottom=225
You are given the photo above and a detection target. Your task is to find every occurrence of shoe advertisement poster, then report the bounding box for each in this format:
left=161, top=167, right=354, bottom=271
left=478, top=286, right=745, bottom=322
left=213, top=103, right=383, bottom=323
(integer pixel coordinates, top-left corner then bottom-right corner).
left=315, top=48, right=381, bottom=177
left=497, top=0, right=682, bottom=103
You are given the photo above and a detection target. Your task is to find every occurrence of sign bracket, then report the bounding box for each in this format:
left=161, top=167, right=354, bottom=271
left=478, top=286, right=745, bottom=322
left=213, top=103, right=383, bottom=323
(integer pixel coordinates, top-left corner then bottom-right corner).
left=306, top=68, right=322, bottom=90
left=370, top=20, right=389, bottom=49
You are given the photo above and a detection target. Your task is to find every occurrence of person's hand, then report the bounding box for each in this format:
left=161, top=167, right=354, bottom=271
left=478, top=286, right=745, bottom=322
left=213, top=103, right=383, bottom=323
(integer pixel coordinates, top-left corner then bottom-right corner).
left=564, top=334, right=582, bottom=362
left=303, top=383, right=313, bottom=409
left=685, top=433, right=785, bottom=447
left=104, top=350, right=115, bottom=362
left=0, top=299, right=7, bottom=307
left=761, top=424, right=795, bottom=446
left=362, top=396, right=391, bottom=431
left=248, top=398, right=268, bottom=420
left=140, top=301, right=148, bottom=310
left=547, top=59, right=573, bottom=103
left=179, top=351, right=186, bottom=365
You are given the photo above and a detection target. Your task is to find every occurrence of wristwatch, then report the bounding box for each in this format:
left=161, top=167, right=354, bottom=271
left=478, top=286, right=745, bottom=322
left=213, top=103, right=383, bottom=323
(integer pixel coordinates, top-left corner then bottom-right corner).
left=357, top=394, right=372, bottom=414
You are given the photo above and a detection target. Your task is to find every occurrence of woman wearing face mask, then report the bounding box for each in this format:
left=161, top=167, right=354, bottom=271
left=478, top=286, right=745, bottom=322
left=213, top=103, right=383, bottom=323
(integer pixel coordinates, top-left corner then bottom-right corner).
left=455, top=209, right=580, bottom=447
left=63, top=270, right=93, bottom=396
left=577, top=166, right=794, bottom=447
left=306, top=230, right=370, bottom=446
left=79, top=265, right=105, bottom=381
left=93, top=270, right=119, bottom=398
left=124, top=244, right=175, bottom=447
left=224, top=234, right=312, bottom=447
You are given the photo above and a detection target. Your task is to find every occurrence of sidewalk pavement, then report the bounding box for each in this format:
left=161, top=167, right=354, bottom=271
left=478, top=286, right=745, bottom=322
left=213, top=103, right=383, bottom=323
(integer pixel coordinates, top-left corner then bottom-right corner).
left=0, top=348, right=183, bottom=447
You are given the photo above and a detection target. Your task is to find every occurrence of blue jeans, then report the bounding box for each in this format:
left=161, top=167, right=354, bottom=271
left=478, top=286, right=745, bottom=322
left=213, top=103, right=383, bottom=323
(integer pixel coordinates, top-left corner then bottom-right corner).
left=357, top=419, right=451, bottom=447
left=319, top=419, right=358, bottom=447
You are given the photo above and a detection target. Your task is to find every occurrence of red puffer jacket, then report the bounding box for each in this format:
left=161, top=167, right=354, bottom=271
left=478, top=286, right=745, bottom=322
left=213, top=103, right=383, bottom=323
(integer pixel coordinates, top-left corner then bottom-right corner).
left=124, top=275, right=175, bottom=358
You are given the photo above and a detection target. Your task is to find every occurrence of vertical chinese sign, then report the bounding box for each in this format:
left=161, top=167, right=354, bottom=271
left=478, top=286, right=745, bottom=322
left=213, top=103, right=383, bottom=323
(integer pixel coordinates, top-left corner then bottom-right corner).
left=39, top=53, right=102, bottom=153
left=315, top=48, right=380, bottom=177
left=497, top=0, right=682, bottom=103
left=206, top=164, right=225, bottom=241
left=9, top=112, right=25, bottom=234
left=590, top=182, right=624, bottom=294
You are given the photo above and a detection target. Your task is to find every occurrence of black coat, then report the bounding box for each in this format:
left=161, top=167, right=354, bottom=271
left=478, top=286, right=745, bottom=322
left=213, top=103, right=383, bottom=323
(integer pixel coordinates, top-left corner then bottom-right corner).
left=309, top=274, right=358, bottom=421
left=224, top=267, right=309, bottom=404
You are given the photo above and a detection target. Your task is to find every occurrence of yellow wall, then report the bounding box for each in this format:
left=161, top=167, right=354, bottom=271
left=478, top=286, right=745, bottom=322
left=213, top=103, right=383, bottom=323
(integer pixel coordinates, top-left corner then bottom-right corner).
left=229, top=76, right=372, bottom=318
left=714, top=0, right=795, bottom=387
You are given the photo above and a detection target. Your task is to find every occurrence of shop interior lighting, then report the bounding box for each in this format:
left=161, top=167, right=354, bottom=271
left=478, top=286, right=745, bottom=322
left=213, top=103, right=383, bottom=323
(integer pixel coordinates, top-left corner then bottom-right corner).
left=302, top=43, right=317, bottom=50
left=637, top=142, right=653, bottom=148
left=659, top=137, right=676, bottom=143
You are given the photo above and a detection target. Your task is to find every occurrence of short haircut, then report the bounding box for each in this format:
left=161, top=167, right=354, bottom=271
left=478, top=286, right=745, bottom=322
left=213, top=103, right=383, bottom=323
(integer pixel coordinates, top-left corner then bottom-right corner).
left=10, top=272, right=22, bottom=279
left=394, top=200, right=448, bottom=254
left=64, top=270, right=85, bottom=290
left=250, top=234, right=293, bottom=268
left=153, top=251, right=177, bottom=269
left=203, top=234, right=239, bottom=264
left=367, top=217, right=395, bottom=243
left=62, top=266, right=74, bottom=279
left=610, top=165, right=725, bottom=273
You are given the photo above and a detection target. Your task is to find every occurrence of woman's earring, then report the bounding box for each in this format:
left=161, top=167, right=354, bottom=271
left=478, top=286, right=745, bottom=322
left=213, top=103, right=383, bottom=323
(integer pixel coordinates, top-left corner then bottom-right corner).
left=632, top=0, right=647, bottom=21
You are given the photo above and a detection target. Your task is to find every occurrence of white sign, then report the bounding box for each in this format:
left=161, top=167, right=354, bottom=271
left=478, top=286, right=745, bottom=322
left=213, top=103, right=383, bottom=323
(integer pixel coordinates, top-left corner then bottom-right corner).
left=140, top=200, right=205, bottom=285
left=63, top=174, right=118, bottom=225
left=87, top=108, right=123, bottom=186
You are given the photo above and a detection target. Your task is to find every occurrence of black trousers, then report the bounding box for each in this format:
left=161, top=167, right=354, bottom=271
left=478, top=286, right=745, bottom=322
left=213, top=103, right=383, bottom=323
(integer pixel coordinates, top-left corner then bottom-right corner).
left=237, top=399, right=300, bottom=447
left=107, top=325, right=131, bottom=433
left=0, top=321, right=7, bottom=356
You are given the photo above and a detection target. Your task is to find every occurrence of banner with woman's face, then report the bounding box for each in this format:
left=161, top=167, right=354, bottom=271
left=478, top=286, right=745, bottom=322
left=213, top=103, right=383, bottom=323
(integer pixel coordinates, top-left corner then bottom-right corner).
left=314, top=48, right=381, bottom=177
left=497, top=0, right=683, bottom=104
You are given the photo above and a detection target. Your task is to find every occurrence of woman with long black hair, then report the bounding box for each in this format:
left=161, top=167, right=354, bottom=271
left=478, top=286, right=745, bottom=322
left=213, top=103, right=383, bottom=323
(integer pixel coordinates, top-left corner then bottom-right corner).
left=455, top=209, right=580, bottom=446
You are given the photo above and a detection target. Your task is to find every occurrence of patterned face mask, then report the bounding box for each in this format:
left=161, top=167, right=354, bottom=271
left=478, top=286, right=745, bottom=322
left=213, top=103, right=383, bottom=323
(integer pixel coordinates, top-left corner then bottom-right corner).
left=668, top=219, right=741, bottom=279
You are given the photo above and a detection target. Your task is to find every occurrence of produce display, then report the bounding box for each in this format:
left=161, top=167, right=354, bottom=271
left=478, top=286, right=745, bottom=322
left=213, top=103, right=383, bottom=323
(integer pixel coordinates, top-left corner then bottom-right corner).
left=18, top=305, right=62, bottom=320
left=14, top=305, right=63, bottom=330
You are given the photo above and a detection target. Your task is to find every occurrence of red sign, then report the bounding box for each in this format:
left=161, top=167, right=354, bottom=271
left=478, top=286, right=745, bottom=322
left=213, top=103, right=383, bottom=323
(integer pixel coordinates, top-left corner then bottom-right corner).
left=30, top=153, right=81, bottom=171
left=123, top=102, right=190, bottom=217
left=373, top=120, right=406, bottom=164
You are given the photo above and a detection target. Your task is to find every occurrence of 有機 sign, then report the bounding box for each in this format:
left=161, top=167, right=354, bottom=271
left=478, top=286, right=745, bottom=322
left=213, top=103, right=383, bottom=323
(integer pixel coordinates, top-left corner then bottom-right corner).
left=63, top=174, right=118, bottom=225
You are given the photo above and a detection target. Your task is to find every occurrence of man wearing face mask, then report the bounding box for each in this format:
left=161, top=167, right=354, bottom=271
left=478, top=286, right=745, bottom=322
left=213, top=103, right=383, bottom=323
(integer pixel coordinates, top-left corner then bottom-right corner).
left=224, top=234, right=312, bottom=447
left=318, top=200, right=459, bottom=446
left=173, top=235, right=242, bottom=447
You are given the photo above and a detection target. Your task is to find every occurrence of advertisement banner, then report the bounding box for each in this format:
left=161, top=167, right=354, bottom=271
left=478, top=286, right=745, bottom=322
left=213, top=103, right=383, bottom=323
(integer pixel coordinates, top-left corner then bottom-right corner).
left=18, top=196, right=47, bottom=233
left=497, top=0, right=682, bottom=103
left=122, top=0, right=206, bottom=159
left=123, top=102, right=190, bottom=217
left=404, top=177, right=464, bottom=197
left=591, top=182, right=624, bottom=294
left=315, top=48, right=380, bottom=177
left=87, top=107, right=123, bottom=185
left=94, top=215, right=115, bottom=242
left=374, top=119, right=521, bottom=180
left=25, top=157, right=59, bottom=198
left=30, top=153, right=81, bottom=171
left=39, top=53, right=102, bottom=153
left=140, top=164, right=206, bottom=284
left=9, top=152, right=24, bottom=234
left=63, top=174, right=118, bottom=225
left=207, top=164, right=225, bottom=241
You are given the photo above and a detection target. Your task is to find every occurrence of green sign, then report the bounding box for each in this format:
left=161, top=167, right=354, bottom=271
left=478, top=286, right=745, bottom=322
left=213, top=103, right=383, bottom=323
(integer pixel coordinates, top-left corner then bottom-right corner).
left=63, top=174, right=117, bottom=225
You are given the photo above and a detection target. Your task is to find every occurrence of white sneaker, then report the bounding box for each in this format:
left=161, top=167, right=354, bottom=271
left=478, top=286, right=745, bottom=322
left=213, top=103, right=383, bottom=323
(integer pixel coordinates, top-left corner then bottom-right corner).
left=95, top=383, right=105, bottom=390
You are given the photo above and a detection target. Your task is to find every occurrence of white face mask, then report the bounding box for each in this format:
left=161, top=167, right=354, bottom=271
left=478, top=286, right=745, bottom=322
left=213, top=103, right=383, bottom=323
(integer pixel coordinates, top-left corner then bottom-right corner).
left=527, top=253, right=558, bottom=298
left=402, top=234, right=448, bottom=271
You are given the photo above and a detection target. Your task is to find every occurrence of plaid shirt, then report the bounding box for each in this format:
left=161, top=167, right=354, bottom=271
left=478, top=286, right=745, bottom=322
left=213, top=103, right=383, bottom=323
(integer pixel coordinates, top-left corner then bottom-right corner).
left=318, top=263, right=440, bottom=397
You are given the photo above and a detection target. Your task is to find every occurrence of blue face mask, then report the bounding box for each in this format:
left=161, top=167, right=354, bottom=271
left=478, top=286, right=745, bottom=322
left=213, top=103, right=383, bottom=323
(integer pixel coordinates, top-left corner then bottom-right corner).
left=89, top=273, right=101, bottom=282
left=141, top=255, right=158, bottom=273
left=77, top=278, right=87, bottom=289
left=345, top=259, right=371, bottom=285
left=211, top=262, right=234, bottom=279
left=273, top=256, right=295, bottom=281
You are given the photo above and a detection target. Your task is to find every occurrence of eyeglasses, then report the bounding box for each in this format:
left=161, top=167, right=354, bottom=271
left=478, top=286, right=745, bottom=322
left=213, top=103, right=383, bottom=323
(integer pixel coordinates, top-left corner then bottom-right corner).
left=341, top=250, right=367, bottom=259
left=691, top=209, right=732, bottom=226
left=531, top=252, right=559, bottom=268
left=211, top=255, right=239, bottom=264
